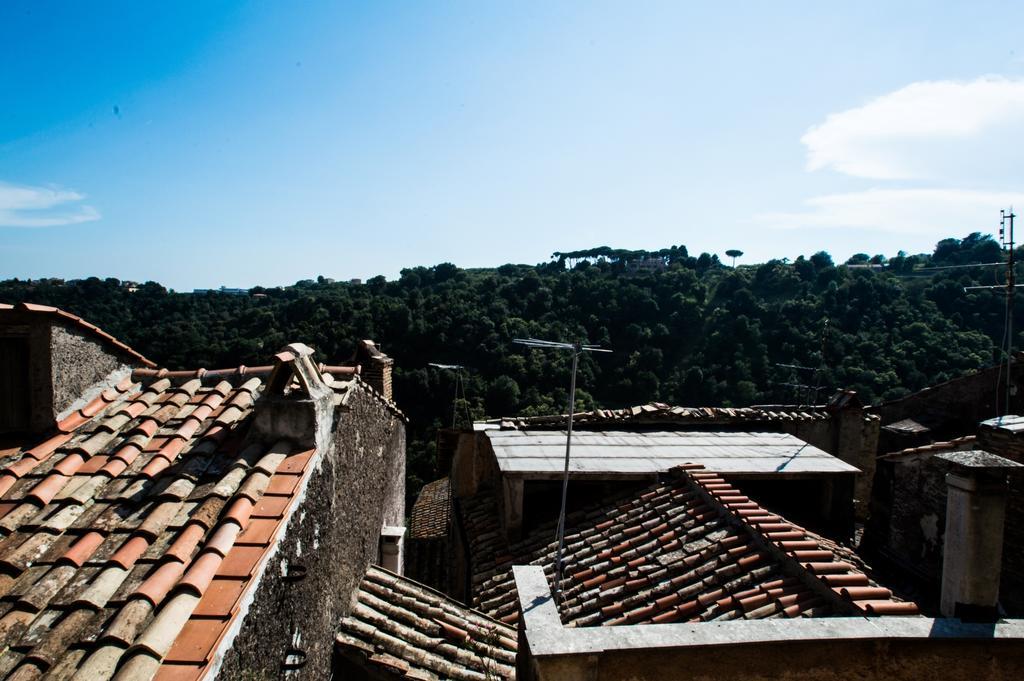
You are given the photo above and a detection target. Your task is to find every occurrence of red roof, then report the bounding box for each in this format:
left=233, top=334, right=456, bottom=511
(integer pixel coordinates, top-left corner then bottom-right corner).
left=462, top=467, right=918, bottom=626
left=408, top=478, right=450, bottom=540
left=484, top=401, right=859, bottom=431
left=336, top=566, right=516, bottom=680
left=0, top=302, right=157, bottom=368
left=0, top=365, right=328, bottom=680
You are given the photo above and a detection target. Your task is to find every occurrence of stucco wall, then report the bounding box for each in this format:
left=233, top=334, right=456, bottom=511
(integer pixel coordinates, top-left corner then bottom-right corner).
left=214, top=386, right=405, bottom=680
left=522, top=636, right=1024, bottom=681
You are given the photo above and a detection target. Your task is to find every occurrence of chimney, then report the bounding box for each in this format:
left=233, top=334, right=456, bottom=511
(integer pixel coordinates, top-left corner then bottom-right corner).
left=936, top=450, right=1022, bottom=619
left=353, top=340, right=394, bottom=401
left=977, top=415, right=1024, bottom=462
left=251, top=343, right=334, bottom=449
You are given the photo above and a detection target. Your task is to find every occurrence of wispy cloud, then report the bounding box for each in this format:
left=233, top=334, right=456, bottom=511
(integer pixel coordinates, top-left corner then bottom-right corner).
left=758, top=77, right=1024, bottom=234
left=0, top=181, right=101, bottom=228
left=801, top=76, right=1024, bottom=182
left=757, top=188, right=1024, bottom=234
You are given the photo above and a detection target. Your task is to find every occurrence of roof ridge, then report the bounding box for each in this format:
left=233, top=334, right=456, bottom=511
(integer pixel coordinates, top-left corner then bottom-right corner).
left=685, top=466, right=918, bottom=616
left=880, top=435, right=978, bottom=460
left=488, top=401, right=839, bottom=430
left=0, top=302, right=156, bottom=367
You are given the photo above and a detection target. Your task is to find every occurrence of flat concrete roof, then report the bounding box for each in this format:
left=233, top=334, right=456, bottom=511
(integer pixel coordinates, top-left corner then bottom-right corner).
left=485, top=429, right=859, bottom=478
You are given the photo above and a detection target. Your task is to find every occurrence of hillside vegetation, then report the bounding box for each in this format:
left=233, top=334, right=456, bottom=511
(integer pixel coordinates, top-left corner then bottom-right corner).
left=1, top=232, right=1015, bottom=498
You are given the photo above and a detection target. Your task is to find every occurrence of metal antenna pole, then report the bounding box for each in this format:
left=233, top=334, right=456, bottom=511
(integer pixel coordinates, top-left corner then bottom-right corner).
left=452, top=370, right=460, bottom=429
left=427, top=363, right=469, bottom=429
left=552, top=344, right=579, bottom=600
left=513, top=337, right=611, bottom=601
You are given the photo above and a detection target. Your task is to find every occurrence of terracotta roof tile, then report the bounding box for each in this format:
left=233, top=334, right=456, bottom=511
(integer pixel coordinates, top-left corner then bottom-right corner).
left=235, top=518, right=278, bottom=546
left=215, top=546, right=265, bottom=578
left=0, top=367, right=322, bottom=680
left=192, top=578, right=246, bottom=618
left=337, top=566, right=516, bottom=681
left=485, top=401, right=857, bottom=431
left=460, top=466, right=918, bottom=627
left=408, top=477, right=451, bottom=540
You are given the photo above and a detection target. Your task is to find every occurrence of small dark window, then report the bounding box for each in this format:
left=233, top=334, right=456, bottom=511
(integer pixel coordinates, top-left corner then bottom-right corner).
left=0, top=338, right=30, bottom=432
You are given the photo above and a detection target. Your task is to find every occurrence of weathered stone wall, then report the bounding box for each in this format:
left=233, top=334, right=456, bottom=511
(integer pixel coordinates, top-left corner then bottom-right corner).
left=214, top=386, right=405, bottom=680
left=872, top=455, right=951, bottom=586
left=49, top=325, right=128, bottom=418
left=865, top=451, right=1024, bottom=616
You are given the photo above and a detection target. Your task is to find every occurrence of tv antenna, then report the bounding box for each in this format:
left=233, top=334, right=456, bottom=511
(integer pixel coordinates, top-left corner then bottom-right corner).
left=773, top=363, right=825, bottom=406
left=514, top=337, right=611, bottom=600
left=428, top=363, right=471, bottom=429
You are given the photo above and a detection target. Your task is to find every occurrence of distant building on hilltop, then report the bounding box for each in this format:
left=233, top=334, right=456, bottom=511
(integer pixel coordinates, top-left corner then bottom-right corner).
left=191, top=287, right=250, bottom=296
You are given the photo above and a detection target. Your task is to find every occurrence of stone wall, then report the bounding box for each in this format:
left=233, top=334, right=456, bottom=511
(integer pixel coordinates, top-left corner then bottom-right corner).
left=49, top=325, right=129, bottom=420
left=213, top=385, right=405, bottom=680
left=866, top=454, right=951, bottom=601
left=865, top=449, right=1024, bottom=616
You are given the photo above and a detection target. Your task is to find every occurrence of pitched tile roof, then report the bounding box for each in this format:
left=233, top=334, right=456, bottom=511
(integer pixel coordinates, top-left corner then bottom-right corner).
left=461, top=467, right=917, bottom=627
left=409, top=478, right=451, bottom=541
left=483, top=402, right=846, bottom=431
left=0, top=303, right=156, bottom=368
left=336, top=566, right=516, bottom=681
left=0, top=368, right=325, bottom=680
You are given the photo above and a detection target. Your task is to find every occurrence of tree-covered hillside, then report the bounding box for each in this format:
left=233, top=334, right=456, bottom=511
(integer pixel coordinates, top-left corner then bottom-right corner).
left=1, top=233, right=1015, bottom=499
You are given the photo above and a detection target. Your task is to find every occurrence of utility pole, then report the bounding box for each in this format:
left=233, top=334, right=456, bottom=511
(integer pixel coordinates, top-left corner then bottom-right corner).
left=964, top=209, right=1021, bottom=417
left=1003, top=208, right=1016, bottom=416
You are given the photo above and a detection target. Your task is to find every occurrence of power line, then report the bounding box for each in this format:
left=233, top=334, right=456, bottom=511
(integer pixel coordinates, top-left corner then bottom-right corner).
left=971, top=209, right=1018, bottom=418
left=513, top=337, right=611, bottom=601
left=912, top=262, right=1005, bottom=272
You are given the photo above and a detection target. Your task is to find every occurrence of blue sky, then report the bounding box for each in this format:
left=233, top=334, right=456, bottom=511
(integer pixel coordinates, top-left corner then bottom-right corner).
left=3, top=1, right=1024, bottom=290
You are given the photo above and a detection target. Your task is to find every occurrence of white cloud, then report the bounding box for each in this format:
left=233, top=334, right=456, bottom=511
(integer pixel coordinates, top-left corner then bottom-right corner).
left=757, top=188, right=1024, bottom=234
left=0, top=181, right=101, bottom=228
left=802, top=76, right=1024, bottom=181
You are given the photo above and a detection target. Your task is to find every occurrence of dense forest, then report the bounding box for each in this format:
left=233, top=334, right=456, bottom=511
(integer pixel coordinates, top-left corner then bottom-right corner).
left=1, top=232, right=1017, bottom=501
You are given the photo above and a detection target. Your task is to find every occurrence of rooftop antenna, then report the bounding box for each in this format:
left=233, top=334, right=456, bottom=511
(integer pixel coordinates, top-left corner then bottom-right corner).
left=773, top=363, right=823, bottom=406
left=514, top=337, right=611, bottom=601
left=428, top=363, right=471, bottom=429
